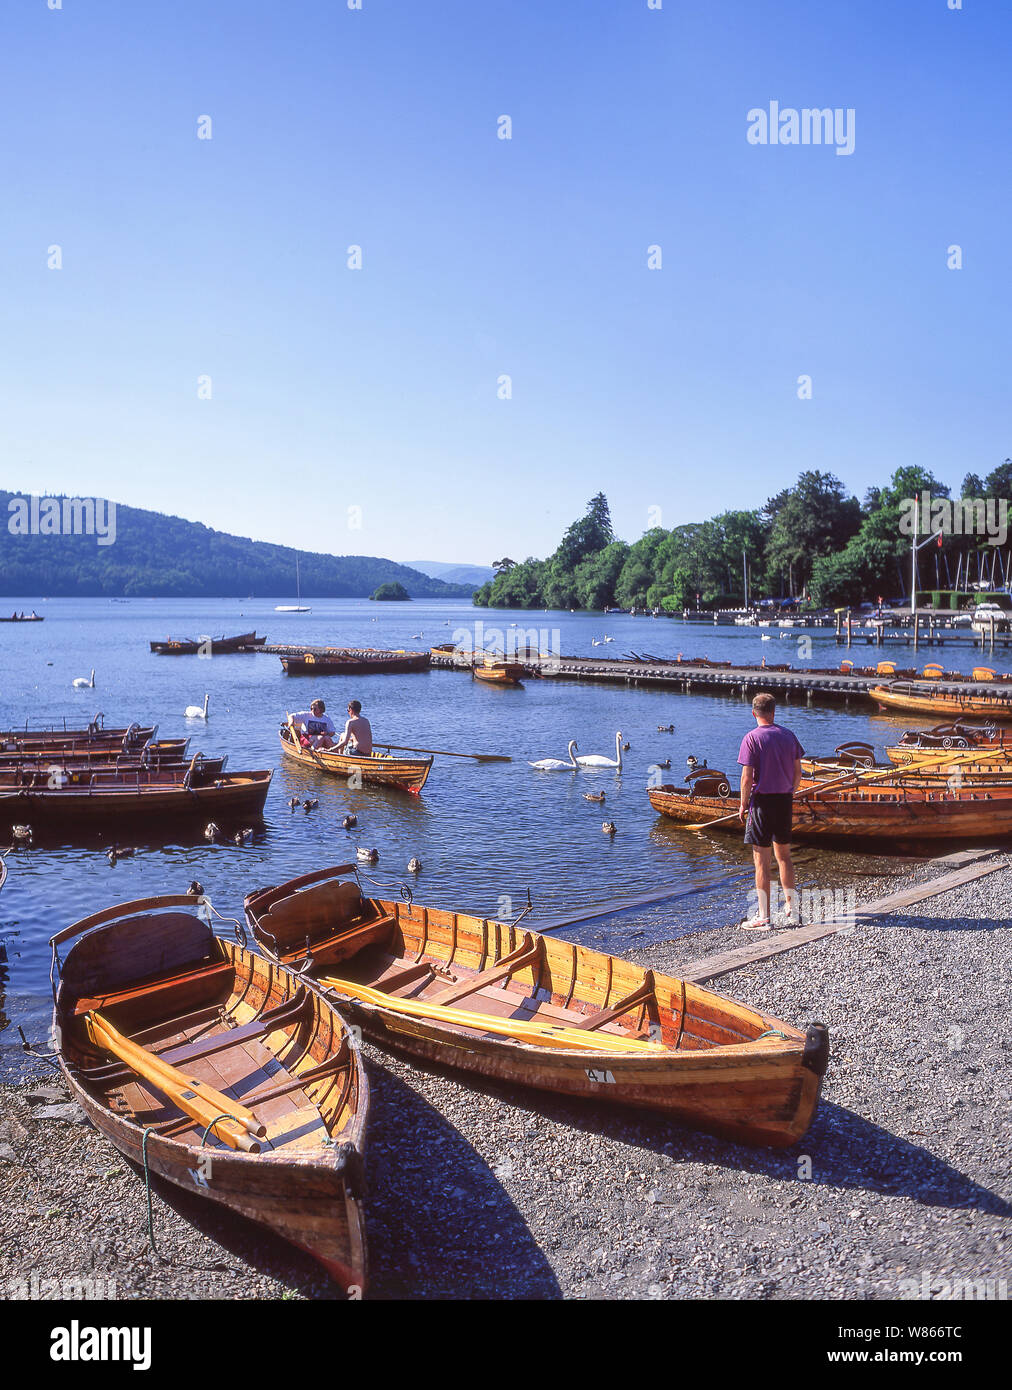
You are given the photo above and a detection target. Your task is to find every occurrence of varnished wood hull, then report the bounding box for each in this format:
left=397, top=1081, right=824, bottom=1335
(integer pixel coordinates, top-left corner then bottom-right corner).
left=150, top=631, right=265, bottom=654
left=281, top=649, right=430, bottom=676
left=0, top=725, right=158, bottom=754
left=245, top=867, right=829, bottom=1148
left=870, top=683, right=1012, bottom=722
left=0, top=771, right=272, bottom=830
left=473, top=665, right=523, bottom=686
left=0, top=738, right=189, bottom=768
left=649, top=783, right=1012, bottom=844
left=51, top=896, right=368, bottom=1291
left=280, top=730, right=431, bottom=792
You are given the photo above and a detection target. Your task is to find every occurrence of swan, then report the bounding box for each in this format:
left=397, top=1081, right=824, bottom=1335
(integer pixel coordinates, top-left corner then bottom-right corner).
left=575, top=732, right=623, bottom=769
left=185, top=693, right=210, bottom=719
left=602, top=635, right=614, bottom=643
left=591, top=639, right=602, bottom=647
left=760, top=635, right=772, bottom=642
left=529, top=740, right=579, bottom=771
left=72, top=669, right=95, bottom=689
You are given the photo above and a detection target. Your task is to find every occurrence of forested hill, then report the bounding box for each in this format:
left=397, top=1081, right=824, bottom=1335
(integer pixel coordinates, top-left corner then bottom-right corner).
left=0, top=493, right=472, bottom=598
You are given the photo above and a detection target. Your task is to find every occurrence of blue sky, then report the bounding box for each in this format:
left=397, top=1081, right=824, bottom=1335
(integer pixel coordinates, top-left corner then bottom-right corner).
left=1, top=0, right=1009, bottom=565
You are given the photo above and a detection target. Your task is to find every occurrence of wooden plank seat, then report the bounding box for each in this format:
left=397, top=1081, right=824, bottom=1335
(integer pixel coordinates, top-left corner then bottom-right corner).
left=575, top=973, right=657, bottom=1031
left=71, top=960, right=234, bottom=1018
left=79, top=986, right=312, bottom=1082
left=279, top=913, right=397, bottom=968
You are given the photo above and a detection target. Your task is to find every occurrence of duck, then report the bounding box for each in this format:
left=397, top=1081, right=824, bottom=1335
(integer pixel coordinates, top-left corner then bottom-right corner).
left=584, top=791, right=605, bottom=803
left=407, top=857, right=422, bottom=873
left=287, top=795, right=301, bottom=810
left=622, top=741, right=630, bottom=751
left=105, top=844, right=135, bottom=864
left=234, top=827, right=254, bottom=845
left=357, top=847, right=379, bottom=863
left=302, top=798, right=319, bottom=812
left=72, top=668, right=96, bottom=690
left=204, top=822, right=221, bottom=842
left=655, top=757, right=671, bottom=769
left=11, top=825, right=32, bottom=844
left=657, top=724, right=675, bottom=733
left=529, top=740, right=579, bottom=771
left=342, top=814, right=357, bottom=829
left=686, top=755, right=707, bottom=770
left=187, top=880, right=204, bottom=896
left=185, top=693, right=210, bottom=720
left=602, top=821, right=617, bottom=835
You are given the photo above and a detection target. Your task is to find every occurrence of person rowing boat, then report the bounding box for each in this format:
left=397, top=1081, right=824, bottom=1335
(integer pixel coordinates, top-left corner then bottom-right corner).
left=287, top=698, right=336, bottom=749
left=335, top=700, right=373, bottom=757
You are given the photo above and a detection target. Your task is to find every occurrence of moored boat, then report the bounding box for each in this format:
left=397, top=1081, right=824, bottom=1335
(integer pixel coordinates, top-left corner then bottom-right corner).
left=472, top=659, right=524, bottom=686
left=869, top=681, right=1012, bottom=722
left=0, top=768, right=272, bottom=830
left=50, top=893, right=368, bottom=1290
left=279, top=726, right=431, bottom=793
left=244, top=865, right=829, bottom=1148
left=280, top=648, right=430, bottom=676
left=0, top=753, right=228, bottom=789
left=150, top=631, right=266, bottom=655
left=0, top=737, right=189, bottom=767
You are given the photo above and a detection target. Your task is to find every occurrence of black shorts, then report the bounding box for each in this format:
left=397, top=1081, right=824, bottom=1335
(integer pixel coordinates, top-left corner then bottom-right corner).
left=744, top=792, right=793, bottom=848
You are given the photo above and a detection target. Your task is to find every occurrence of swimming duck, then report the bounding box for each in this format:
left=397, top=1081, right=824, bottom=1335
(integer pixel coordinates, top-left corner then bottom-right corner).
left=342, top=814, right=357, bottom=830
left=204, top=822, right=221, bottom=842
left=302, top=798, right=319, bottom=812
left=602, top=821, right=617, bottom=835
left=407, top=857, right=422, bottom=873
left=584, top=791, right=606, bottom=803
left=357, top=847, right=379, bottom=863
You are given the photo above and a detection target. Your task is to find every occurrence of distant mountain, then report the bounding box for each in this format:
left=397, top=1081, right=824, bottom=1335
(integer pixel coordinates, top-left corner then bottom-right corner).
left=0, top=493, right=473, bottom=598
left=408, top=560, right=495, bottom=586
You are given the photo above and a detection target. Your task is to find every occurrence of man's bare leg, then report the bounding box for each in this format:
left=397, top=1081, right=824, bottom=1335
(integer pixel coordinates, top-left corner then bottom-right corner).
left=773, top=841, right=797, bottom=921
left=743, top=846, right=773, bottom=930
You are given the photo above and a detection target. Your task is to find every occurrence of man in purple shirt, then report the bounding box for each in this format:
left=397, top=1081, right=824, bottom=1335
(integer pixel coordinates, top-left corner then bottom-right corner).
left=737, top=692, right=804, bottom=930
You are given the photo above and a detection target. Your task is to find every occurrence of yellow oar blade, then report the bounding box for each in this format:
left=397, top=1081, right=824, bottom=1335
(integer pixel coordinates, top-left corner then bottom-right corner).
left=319, top=976, right=665, bottom=1053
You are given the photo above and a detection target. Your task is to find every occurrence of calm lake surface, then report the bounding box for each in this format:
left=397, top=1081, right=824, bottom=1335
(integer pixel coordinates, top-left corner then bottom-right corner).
left=2, top=597, right=1004, bottom=1072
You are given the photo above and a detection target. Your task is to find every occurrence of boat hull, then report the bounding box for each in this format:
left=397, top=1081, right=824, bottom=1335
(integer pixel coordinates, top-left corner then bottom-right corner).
left=150, top=632, right=265, bottom=655
left=52, top=904, right=367, bottom=1290
left=870, top=682, right=1012, bottom=722
left=649, top=783, right=1012, bottom=844
left=280, top=649, right=430, bottom=676
left=245, top=869, right=828, bottom=1148
left=0, top=771, right=272, bottom=830
left=279, top=730, right=431, bottom=792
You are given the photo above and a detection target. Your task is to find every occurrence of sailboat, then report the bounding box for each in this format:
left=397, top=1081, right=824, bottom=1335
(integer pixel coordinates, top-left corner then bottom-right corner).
left=275, top=554, right=311, bottom=612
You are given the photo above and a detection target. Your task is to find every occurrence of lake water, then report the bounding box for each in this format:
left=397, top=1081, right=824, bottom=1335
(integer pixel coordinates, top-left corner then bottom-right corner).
left=2, top=597, right=1000, bottom=1073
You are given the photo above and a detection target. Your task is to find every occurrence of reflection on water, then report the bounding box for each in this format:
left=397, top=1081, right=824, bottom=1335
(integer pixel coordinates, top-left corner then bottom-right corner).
left=0, top=598, right=970, bottom=1061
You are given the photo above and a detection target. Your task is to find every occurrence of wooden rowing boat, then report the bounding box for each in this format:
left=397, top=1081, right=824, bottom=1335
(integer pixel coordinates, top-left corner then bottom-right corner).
left=472, top=660, right=524, bottom=687
left=0, top=769, right=272, bottom=830
left=0, top=755, right=229, bottom=789
left=280, top=648, right=430, bottom=676
left=244, top=865, right=830, bottom=1148
left=0, top=737, right=189, bottom=767
left=279, top=727, right=431, bottom=793
left=870, top=682, right=1012, bottom=722
left=884, top=723, right=1010, bottom=762
left=649, top=778, right=1012, bottom=845
left=0, top=614, right=43, bottom=622
left=149, top=631, right=266, bottom=655
left=0, top=721, right=158, bottom=753
left=51, top=894, right=368, bottom=1290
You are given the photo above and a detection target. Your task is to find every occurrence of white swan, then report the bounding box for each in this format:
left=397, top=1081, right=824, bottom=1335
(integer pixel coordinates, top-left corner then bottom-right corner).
left=184, top=693, right=210, bottom=719
left=575, top=731, right=623, bottom=769
left=529, top=740, right=579, bottom=771
left=72, top=669, right=95, bottom=689
left=602, top=635, right=614, bottom=643
left=591, top=638, right=602, bottom=647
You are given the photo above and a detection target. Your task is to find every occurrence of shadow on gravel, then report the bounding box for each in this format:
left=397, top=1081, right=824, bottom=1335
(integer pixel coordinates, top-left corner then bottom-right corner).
left=364, top=1057, right=562, bottom=1300
left=878, top=912, right=1012, bottom=933
left=382, top=1053, right=1012, bottom=1223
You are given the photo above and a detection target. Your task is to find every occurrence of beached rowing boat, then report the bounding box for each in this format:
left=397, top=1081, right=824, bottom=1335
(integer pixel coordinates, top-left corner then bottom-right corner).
left=244, top=865, right=829, bottom=1148
left=870, top=682, right=1012, bottom=722
left=149, top=631, right=266, bottom=655
left=51, top=894, right=368, bottom=1289
left=279, top=726, right=431, bottom=792
left=0, top=769, right=272, bottom=830
left=280, top=649, right=430, bottom=676
left=648, top=776, right=1012, bottom=845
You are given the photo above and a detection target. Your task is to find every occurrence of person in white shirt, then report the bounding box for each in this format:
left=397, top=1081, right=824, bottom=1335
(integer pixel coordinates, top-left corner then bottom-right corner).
left=335, top=700, right=373, bottom=757
left=288, top=699, right=336, bottom=748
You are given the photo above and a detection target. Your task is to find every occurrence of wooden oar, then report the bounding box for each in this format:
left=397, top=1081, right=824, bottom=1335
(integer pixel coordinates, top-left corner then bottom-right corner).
left=85, top=1011, right=265, bottom=1151
left=318, top=975, right=665, bottom=1053
left=372, top=742, right=511, bottom=763
left=682, top=745, right=996, bottom=832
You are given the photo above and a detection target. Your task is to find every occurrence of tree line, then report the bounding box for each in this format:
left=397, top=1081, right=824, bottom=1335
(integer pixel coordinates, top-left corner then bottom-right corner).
left=473, top=465, right=1012, bottom=612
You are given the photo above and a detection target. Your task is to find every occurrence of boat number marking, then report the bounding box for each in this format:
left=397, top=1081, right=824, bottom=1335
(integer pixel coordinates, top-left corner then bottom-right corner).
left=585, top=1068, right=616, bottom=1084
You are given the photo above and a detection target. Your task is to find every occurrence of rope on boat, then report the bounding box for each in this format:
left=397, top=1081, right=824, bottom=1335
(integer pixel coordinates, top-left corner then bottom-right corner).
left=755, top=1028, right=790, bottom=1042
left=139, top=1123, right=243, bottom=1274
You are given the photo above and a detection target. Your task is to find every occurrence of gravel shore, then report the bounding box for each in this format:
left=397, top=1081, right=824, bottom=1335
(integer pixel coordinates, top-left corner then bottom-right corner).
left=2, top=853, right=1010, bottom=1301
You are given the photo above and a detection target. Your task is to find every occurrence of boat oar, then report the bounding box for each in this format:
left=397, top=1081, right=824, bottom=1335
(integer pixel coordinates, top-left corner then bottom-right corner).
left=371, top=742, right=511, bottom=763
left=85, top=1011, right=265, bottom=1151
left=681, top=745, right=994, bottom=832
left=318, top=975, right=665, bottom=1053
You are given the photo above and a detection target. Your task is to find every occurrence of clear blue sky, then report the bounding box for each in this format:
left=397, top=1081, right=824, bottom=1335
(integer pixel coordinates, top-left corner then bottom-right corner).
left=1, top=0, right=1009, bottom=565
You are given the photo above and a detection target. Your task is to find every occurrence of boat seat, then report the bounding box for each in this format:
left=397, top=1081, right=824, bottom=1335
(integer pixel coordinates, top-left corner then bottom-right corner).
left=575, top=974, right=657, bottom=1032
left=369, top=961, right=438, bottom=997
left=279, top=913, right=397, bottom=968
left=428, top=933, right=542, bottom=1006
left=72, top=961, right=234, bottom=1018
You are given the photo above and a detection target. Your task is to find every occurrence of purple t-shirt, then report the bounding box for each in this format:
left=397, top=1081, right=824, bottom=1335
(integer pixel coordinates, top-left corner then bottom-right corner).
left=738, top=724, right=804, bottom=795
